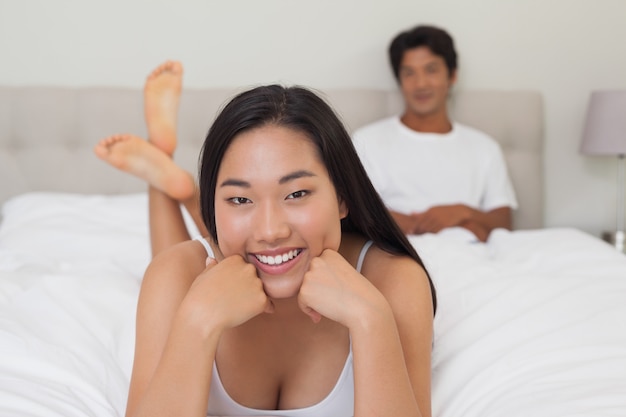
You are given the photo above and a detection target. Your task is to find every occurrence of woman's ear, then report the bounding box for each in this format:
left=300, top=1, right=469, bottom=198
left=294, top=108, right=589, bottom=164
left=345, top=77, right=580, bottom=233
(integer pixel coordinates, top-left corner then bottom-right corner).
left=339, top=198, right=349, bottom=220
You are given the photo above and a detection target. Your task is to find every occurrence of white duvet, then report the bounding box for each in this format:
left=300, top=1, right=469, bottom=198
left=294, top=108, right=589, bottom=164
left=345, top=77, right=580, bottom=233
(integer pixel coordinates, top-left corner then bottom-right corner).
left=0, top=192, right=625, bottom=417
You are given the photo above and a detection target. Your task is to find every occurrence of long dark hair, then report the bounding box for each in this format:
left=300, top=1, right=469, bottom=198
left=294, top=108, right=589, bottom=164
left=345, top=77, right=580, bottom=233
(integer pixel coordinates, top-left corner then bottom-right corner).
left=199, top=85, right=436, bottom=313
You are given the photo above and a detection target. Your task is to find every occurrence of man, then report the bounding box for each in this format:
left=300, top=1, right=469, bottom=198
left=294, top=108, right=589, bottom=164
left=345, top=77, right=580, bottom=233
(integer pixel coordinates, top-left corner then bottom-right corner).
left=353, top=25, right=517, bottom=242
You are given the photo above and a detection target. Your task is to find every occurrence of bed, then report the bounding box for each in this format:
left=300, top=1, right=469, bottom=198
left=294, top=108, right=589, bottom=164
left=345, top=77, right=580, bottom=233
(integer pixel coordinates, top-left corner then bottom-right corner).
left=1, top=86, right=625, bottom=416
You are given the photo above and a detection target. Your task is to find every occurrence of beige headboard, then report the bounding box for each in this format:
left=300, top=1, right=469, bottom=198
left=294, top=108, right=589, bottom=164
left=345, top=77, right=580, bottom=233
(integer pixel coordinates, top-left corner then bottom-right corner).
left=0, top=87, right=543, bottom=229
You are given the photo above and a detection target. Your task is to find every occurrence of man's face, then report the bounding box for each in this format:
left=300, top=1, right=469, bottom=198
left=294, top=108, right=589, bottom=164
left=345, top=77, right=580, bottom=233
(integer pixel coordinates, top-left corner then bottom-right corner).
left=398, top=46, right=457, bottom=119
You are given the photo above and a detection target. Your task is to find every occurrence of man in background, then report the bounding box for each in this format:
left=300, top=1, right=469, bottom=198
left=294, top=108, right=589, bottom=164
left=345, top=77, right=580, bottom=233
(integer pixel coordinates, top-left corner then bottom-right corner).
left=352, top=25, right=517, bottom=242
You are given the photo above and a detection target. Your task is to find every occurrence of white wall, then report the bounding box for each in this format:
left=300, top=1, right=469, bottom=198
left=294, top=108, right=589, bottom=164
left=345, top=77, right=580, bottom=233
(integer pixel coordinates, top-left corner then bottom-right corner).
left=1, top=0, right=625, bottom=237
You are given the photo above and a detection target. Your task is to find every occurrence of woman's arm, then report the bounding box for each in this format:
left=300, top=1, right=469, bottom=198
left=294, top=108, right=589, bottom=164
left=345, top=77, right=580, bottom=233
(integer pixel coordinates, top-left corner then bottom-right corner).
left=352, top=252, right=433, bottom=417
left=377, top=256, right=433, bottom=416
left=298, top=249, right=433, bottom=417
left=125, top=243, right=216, bottom=417
left=126, top=244, right=272, bottom=417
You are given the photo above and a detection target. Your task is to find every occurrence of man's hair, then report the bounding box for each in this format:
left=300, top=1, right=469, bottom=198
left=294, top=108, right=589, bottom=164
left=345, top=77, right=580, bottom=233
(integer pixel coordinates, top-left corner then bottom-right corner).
left=388, top=25, right=457, bottom=81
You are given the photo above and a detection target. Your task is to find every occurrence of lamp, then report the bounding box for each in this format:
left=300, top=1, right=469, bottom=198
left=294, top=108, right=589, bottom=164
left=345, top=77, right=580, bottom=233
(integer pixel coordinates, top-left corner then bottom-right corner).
left=580, top=90, right=626, bottom=253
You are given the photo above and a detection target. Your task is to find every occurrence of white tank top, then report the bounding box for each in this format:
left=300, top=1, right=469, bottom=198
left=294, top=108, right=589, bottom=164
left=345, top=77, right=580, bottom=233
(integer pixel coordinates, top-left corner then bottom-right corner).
left=195, top=237, right=374, bottom=417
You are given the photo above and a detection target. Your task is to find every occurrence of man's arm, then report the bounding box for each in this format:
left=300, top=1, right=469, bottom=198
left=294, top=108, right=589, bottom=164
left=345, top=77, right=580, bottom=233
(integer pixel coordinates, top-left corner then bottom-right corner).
left=388, top=210, right=419, bottom=235
left=411, top=205, right=512, bottom=241
left=464, top=206, right=512, bottom=234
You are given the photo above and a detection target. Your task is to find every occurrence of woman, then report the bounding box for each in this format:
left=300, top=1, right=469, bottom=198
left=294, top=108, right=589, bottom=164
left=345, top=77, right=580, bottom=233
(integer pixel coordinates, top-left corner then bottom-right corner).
left=95, top=61, right=436, bottom=417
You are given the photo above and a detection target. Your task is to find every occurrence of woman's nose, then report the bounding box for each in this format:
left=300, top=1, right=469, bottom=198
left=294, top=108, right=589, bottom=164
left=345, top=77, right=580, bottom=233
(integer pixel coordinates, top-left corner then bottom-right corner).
left=253, top=201, right=290, bottom=243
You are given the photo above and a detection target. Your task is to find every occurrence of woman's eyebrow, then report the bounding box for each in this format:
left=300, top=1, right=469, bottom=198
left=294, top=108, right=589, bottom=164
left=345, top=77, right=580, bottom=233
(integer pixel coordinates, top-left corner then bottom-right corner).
left=219, top=170, right=316, bottom=188
left=279, top=170, right=316, bottom=184
left=220, top=178, right=250, bottom=188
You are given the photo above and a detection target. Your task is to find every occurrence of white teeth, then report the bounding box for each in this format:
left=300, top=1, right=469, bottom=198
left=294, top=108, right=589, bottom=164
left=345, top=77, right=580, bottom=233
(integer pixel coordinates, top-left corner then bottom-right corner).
left=256, top=250, right=301, bottom=266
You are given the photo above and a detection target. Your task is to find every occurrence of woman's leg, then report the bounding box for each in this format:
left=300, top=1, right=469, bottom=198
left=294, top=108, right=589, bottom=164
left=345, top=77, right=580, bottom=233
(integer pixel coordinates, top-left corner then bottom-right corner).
left=94, top=134, right=201, bottom=255
left=95, top=60, right=210, bottom=257
left=144, top=60, right=183, bottom=156
left=94, top=134, right=194, bottom=200
left=147, top=187, right=192, bottom=256
left=142, top=60, right=212, bottom=254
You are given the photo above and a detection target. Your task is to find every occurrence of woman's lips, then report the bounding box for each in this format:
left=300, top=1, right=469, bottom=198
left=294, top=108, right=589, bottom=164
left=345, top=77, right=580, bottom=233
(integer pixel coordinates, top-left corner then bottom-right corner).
left=254, top=249, right=302, bottom=266
left=251, top=249, right=303, bottom=275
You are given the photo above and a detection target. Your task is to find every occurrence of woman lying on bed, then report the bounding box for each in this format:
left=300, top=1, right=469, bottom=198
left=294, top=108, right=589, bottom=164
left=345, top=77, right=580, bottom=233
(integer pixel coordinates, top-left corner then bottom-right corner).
left=94, top=61, right=435, bottom=417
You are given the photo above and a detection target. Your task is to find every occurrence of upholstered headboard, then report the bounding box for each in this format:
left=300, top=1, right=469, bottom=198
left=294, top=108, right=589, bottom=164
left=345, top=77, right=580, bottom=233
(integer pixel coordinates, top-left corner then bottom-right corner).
left=0, top=87, right=543, bottom=229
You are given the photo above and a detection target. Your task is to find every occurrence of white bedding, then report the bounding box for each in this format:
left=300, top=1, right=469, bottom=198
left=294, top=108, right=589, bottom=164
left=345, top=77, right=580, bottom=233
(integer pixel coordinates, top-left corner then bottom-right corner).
left=1, top=192, right=625, bottom=416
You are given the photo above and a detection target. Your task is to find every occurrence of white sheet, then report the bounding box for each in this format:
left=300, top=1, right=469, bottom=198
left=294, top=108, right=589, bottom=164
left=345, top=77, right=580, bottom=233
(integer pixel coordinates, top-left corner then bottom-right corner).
left=1, top=192, right=625, bottom=416
left=0, top=193, right=150, bottom=416
left=413, top=229, right=626, bottom=416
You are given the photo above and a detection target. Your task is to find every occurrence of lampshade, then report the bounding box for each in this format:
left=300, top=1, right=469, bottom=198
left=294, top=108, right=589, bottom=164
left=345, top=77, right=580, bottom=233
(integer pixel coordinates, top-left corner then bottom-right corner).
left=580, top=90, right=626, bottom=156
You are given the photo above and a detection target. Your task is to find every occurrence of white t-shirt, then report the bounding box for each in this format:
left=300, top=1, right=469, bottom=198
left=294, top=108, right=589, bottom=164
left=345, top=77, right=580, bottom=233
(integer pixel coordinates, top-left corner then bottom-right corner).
left=352, top=116, right=518, bottom=215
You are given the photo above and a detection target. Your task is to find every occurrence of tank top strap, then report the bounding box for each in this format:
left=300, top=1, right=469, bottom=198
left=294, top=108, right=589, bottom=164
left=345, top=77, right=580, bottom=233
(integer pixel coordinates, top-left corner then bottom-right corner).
left=194, top=236, right=215, bottom=259
left=356, top=240, right=374, bottom=273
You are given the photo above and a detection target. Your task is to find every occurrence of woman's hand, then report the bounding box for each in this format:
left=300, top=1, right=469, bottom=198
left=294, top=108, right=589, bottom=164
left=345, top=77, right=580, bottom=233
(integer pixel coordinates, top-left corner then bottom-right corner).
left=297, top=249, right=388, bottom=327
left=182, top=255, right=274, bottom=335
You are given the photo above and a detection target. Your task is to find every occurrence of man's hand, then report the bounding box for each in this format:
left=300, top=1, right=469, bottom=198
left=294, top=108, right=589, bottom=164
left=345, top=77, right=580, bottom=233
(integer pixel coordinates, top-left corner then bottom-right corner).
left=411, top=204, right=470, bottom=234
left=388, top=205, right=512, bottom=242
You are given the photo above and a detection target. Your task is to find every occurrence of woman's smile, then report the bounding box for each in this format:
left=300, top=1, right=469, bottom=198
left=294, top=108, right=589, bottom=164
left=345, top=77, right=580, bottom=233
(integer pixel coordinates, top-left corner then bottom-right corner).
left=250, top=247, right=305, bottom=277
left=253, top=248, right=303, bottom=267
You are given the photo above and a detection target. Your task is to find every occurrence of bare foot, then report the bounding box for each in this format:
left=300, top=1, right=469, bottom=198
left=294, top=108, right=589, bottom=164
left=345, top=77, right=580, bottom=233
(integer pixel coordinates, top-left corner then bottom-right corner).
left=94, top=134, right=195, bottom=201
left=144, top=60, right=183, bottom=156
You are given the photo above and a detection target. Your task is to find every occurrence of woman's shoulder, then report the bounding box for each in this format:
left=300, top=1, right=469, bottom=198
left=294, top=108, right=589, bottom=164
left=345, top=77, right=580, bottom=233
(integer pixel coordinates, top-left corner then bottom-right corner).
left=344, top=234, right=429, bottom=298
left=142, top=239, right=209, bottom=290
left=365, top=245, right=426, bottom=282
left=363, top=245, right=433, bottom=320
left=340, top=233, right=425, bottom=279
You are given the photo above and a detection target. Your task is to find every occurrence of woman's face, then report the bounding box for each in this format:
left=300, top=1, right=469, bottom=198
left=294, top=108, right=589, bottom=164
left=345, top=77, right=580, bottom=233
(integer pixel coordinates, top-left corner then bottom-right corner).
left=214, top=124, right=348, bottom=300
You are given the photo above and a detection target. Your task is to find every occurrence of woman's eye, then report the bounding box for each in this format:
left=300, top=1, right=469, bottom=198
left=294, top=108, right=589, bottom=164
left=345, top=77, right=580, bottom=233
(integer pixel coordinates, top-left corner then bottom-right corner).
left=228, top=197, right=250, bottom=205
left=287, top=190, right=308, bottom=200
